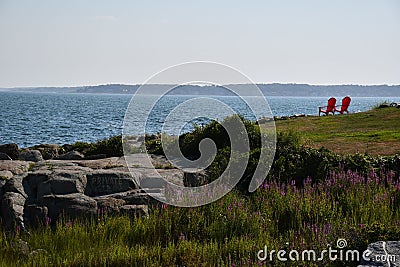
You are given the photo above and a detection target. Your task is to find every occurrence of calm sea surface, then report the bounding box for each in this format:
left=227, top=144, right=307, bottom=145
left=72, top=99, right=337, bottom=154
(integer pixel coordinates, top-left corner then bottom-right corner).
left=1, top=91, right=399, bottom=147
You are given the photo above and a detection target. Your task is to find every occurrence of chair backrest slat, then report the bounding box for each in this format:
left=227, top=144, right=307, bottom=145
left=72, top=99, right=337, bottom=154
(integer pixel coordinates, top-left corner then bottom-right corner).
left=341, top=96, right=351, bottom=111
left=327, top=97, right=336, bottom=111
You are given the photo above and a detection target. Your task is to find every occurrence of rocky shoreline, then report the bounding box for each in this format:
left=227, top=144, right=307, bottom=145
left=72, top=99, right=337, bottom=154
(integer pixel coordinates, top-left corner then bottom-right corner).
left=0, top=142, right=195, bottom=231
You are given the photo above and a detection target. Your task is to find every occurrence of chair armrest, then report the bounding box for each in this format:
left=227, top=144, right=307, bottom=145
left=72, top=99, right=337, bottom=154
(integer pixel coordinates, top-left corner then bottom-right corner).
left=334, top=105, right=342, bottom=110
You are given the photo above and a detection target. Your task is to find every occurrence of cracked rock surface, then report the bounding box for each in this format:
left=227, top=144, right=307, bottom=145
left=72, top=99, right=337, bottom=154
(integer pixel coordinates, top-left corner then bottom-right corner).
left=358, top=241, right=400, bottom=267
left=0, top=154, right=187, bottom=230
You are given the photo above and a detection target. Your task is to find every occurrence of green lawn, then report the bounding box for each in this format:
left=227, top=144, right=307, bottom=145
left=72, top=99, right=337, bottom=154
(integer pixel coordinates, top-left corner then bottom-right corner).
left=275, top=107, right=400, bottom=155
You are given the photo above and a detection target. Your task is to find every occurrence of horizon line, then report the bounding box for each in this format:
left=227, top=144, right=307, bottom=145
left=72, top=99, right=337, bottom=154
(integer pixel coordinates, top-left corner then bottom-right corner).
left=1, top=82, right=400, bottom=89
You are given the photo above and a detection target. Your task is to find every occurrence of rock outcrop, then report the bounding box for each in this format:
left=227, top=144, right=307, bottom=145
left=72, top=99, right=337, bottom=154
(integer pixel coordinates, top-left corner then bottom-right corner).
left=1, top=191, right=26, bottom=230
left=41, top=193, right=97, bottom=221
left=0, top=143, right=19, bottom=160
left=30, top=144, right=60, bottom=160
left=0, top=160, right=31, bottom=175
left=19, top=150, right=43, bottom=162
left=358, top=241, right=400, bottom=267
left=0, top=153, right=196, bottom=230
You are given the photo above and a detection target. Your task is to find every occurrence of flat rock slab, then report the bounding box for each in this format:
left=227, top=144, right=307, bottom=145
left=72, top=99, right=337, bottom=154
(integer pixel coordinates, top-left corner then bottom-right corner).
left=33, top=161, right=91, bottom=172
left=125, top=154, right=175, bottom=169
left=61, top=155, right=185, bottom=186
left=124, top=154, right=154, bottom=168
left=70, top=155, right=154, bottom=170
left=0, top=161, right=32, bottom=175
left=75, top=157, right=126, bottom=170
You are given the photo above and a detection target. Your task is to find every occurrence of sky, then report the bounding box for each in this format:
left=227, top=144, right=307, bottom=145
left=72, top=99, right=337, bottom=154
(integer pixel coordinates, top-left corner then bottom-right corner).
left=0, top=0, right=399, bottom=87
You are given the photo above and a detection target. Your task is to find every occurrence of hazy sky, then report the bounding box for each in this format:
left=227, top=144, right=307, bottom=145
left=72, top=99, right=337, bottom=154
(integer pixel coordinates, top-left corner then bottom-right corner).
left=0, top=0, right=399, bottom=87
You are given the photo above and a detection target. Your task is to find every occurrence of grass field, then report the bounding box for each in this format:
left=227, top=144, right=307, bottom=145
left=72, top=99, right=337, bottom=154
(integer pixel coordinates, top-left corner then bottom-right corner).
left=275, top=107, right=400, bottom=156
left=1, top=168, right=399, bottom=266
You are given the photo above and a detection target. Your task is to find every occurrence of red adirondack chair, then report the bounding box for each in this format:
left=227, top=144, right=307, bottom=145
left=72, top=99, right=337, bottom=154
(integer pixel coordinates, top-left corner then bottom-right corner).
left=334, top=96, right=351, bottom=114
left=319, top=97, right=336, bottom=116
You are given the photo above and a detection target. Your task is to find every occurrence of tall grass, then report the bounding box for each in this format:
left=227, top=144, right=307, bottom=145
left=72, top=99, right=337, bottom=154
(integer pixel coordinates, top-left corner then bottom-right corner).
left=1, top=168, right=399, bottom=266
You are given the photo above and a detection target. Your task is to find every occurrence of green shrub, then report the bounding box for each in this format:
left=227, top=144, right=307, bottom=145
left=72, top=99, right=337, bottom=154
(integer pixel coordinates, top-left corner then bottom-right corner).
left=145, top=134, right=164, bottom=155
left=145, top=115, right=400, bottom=192
left=90, top=135, right=123, bottom=157
left=69, top=135, right=123, bottom=157
left=71, top=141, right=95, bottom=155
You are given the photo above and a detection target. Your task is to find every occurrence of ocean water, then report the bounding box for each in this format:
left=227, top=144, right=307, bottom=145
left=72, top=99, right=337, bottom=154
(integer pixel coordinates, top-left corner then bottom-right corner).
left=0, top=91, right=399, bottom=147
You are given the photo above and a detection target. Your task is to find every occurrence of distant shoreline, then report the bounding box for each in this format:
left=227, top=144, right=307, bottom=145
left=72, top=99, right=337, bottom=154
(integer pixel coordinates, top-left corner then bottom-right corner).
left=1, top=83, right=400, bottom=97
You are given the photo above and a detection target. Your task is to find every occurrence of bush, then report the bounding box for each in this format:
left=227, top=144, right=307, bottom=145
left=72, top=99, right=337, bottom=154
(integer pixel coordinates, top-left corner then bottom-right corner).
left=70, top=141, right=95, bottom=155
left=145, top=134, right=164, bottom=155
left=90, top=135, right=123, bottom=157
left=69, top=135, right=123, bottom=157
left=145, top=115, right=400, bottom=193
left=176, top=115, right=261, bottom=159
